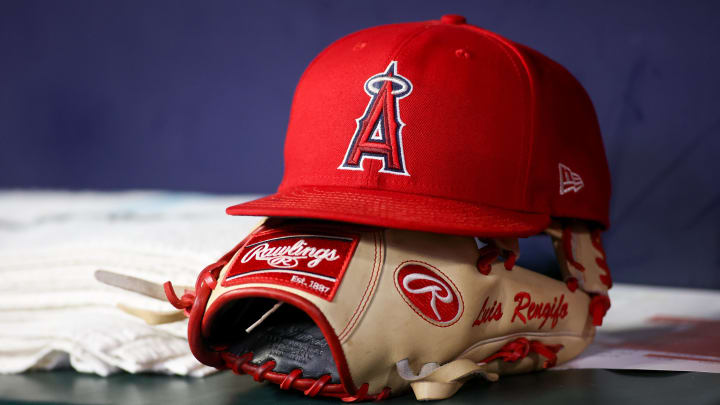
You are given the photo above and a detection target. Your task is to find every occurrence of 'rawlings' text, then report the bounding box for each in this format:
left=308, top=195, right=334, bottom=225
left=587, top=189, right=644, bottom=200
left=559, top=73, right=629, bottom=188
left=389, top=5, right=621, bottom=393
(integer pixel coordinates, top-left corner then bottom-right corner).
left=242, top=239, right=340, bottom=268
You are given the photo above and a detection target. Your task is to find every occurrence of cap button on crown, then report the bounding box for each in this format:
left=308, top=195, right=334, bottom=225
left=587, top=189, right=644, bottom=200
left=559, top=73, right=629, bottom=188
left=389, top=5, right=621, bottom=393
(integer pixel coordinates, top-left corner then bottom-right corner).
left=440, top=14, right=466, bottom=25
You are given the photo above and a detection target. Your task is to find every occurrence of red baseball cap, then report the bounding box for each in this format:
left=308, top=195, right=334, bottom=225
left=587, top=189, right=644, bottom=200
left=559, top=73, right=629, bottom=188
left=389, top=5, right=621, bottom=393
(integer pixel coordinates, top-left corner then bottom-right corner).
left=227, top=15, right=611, bottom=237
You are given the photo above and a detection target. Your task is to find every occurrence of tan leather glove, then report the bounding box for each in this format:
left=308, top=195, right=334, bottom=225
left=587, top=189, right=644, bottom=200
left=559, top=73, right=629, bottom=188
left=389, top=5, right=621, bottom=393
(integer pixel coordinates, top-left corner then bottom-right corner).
left=165, top=218, right=612, bottom=401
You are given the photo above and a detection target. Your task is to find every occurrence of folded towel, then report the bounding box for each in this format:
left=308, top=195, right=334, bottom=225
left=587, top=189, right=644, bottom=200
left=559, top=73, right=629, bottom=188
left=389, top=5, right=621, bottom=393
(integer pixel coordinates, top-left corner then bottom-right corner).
left=0, top=190, right=261, bottom=376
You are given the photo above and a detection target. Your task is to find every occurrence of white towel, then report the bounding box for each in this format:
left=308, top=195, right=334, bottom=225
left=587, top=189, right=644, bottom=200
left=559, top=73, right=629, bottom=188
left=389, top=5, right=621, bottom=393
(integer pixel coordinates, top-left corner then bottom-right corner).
left=0, top=190, right=262, bottom=376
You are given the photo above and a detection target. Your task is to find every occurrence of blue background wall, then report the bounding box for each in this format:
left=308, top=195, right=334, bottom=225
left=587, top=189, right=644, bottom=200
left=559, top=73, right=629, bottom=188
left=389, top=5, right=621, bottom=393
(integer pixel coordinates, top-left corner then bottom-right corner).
left=1, top=1, right=718, bottom=288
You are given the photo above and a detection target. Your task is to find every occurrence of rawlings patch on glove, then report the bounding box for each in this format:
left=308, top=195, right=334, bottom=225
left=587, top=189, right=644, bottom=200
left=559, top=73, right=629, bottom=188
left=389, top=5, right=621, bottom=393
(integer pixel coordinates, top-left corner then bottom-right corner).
left=164, top=218, right=611, bottom=401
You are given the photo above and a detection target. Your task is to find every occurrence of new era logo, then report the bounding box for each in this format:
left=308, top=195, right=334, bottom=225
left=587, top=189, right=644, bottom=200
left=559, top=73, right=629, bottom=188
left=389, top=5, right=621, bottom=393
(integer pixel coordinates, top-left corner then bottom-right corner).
left=559, top=163, right=584, bottom=195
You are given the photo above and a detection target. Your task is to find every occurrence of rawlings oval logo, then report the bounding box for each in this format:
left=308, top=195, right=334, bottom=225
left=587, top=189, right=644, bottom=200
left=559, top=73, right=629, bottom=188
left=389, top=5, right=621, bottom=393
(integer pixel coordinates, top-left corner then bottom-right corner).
left=394, top=262, right=463, bottom=327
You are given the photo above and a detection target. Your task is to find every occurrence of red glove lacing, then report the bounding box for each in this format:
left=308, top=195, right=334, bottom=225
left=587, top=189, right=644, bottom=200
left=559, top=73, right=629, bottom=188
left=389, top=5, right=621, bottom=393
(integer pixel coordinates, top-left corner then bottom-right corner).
left=221, top=352, right=391, bottom=402
left=481, top=338, right=564, bottom=369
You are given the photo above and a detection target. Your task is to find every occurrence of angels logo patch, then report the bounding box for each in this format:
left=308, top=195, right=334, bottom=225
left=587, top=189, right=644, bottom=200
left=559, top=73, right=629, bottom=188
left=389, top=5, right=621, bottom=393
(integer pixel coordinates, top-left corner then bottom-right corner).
left=338, top=61, right=412, bottom=175
left=222, top=225, right=360, bottom=301
left=394, top=261, right=464, bottom=327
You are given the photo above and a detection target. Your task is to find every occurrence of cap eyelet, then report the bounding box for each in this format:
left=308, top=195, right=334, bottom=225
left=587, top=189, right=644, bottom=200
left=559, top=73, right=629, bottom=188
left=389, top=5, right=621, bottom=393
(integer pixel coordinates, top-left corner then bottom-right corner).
left=455, top=48, right=471, bottom=59
left=353, top=42, right=367, bottom=51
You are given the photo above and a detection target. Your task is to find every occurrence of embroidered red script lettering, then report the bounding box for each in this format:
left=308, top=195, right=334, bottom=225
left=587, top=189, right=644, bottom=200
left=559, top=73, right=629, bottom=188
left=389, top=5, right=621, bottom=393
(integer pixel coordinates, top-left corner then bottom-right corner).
left=473, top=297, right=503, bottom=326
left=511, top=292, right=568, bottom=329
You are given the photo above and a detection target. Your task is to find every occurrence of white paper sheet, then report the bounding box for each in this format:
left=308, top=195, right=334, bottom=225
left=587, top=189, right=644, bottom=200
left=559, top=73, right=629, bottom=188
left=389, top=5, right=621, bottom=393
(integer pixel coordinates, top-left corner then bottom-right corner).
left=556, top=284, right=720, bottom=373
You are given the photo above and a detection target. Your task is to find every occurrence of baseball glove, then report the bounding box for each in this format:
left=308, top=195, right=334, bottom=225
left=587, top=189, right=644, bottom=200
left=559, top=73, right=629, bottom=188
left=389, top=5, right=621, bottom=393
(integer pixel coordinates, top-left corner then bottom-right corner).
left=164, top=217, right=612, bottom=401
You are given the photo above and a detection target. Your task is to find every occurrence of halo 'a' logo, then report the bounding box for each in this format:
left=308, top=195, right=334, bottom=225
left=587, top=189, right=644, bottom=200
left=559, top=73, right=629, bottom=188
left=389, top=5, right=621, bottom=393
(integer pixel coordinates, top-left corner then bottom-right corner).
left=394, top=261, right=463, bottom=327
left=338, top=61, right=412, bottom=176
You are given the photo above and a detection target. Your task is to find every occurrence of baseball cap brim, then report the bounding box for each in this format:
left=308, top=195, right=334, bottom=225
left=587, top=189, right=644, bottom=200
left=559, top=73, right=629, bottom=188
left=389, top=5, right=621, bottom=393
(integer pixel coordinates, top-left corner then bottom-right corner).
left=226, top=186, right=550, bottom=237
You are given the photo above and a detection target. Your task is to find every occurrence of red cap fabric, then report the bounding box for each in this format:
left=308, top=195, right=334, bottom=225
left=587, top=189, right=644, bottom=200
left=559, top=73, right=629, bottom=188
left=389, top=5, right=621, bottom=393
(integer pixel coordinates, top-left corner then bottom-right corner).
left=228, top=15, right=611, bottom=237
